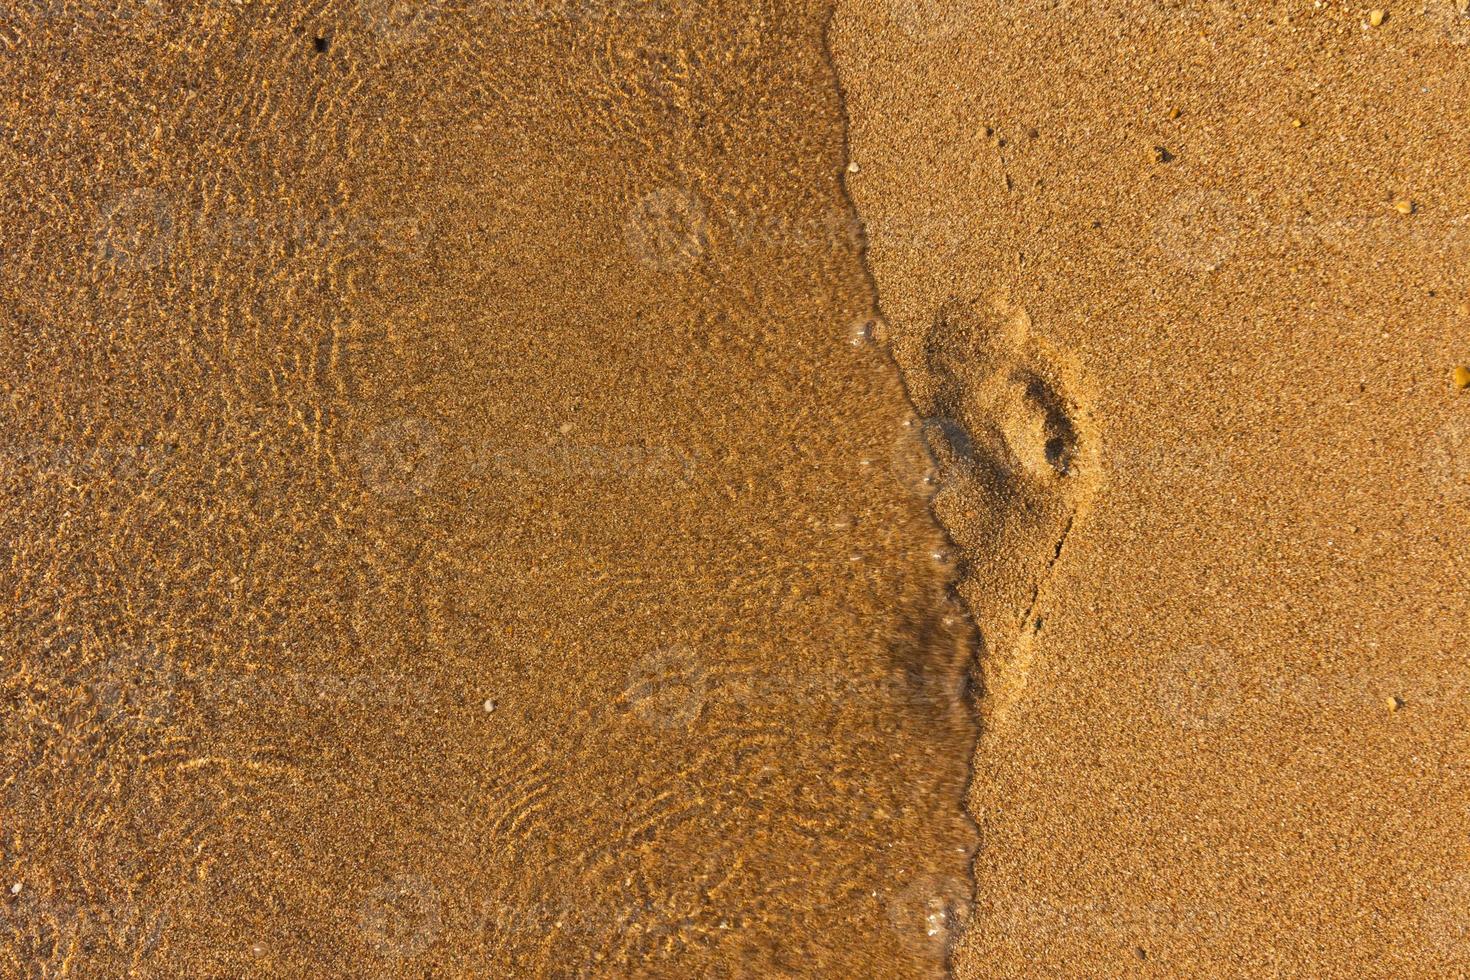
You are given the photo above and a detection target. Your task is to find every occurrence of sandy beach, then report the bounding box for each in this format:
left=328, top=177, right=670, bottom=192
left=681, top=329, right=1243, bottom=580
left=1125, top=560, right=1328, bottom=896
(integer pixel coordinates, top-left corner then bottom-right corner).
left=836, top=1, right=1470, bottom=975
left=2, top=0, right=1467, bottom=977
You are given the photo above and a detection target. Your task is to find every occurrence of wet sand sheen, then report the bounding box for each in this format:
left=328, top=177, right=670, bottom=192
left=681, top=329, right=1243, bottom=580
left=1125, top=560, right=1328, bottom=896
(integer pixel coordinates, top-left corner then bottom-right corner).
left=2, top=2, right=975, bottom=976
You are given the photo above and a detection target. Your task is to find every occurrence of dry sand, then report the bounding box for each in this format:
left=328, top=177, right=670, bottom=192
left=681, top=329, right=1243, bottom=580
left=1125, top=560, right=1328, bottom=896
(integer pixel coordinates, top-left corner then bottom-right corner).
left=835, top=0, right=1470, bottom=976
left=2, top=0, right=1467, bottom=977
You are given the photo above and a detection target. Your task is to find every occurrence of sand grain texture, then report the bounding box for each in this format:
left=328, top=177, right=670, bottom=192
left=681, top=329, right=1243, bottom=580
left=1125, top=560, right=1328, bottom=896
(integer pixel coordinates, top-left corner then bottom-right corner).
left=834, top=1, right=1470, bottom=976
left=2, top=2, right=976, bottom=976
left=5, top=0, right=1469, bottom=977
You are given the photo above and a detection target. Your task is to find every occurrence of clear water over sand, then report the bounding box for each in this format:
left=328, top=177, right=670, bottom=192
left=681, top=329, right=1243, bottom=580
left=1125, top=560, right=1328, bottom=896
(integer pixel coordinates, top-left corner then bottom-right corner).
left=1, top=2, right=976, bottom=975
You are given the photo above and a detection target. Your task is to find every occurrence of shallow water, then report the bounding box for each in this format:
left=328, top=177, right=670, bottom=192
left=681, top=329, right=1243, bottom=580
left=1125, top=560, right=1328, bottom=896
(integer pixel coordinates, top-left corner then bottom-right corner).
left=1, top=2, right=976, bottom=975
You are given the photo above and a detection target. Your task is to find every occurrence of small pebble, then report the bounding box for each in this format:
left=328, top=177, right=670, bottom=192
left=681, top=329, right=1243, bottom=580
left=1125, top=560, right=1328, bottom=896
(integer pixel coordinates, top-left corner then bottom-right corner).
left=1454, top=365, right=1470, bottom=389
left=1458, top=304, right=1469, bottom=317
left=1393, top=199, right=1414, bottom=215
left=1386, top=695, right=1403, bottom=712
left=482, top=698, right=497, bottom=713
left=8, top=884, right=19, bottom=896
left=1292, top=118, right=1304, bottom=128
left=1369, top=8, right=1385, bottom=26
left=847, top=161, right=860, bottom=174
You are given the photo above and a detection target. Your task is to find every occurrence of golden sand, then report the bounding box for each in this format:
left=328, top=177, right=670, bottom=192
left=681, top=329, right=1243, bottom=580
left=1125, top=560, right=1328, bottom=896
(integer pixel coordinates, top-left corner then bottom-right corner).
left=3, top=2, right=973, bottom=975
left=835, top=0, right=1470, bottom=975
left=3, top=0, right=1468, bottom=977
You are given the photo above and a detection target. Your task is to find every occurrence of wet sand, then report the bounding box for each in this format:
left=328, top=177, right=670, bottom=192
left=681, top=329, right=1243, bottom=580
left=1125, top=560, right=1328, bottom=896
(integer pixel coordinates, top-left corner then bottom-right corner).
left=4, top=0, right=1468, bottom=977
left=2, top=1, right=975, bottom=976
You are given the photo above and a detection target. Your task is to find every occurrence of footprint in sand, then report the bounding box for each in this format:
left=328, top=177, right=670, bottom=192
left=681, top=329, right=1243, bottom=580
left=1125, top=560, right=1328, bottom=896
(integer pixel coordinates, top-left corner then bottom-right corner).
left=913, top=293, right=1096, bottom=731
